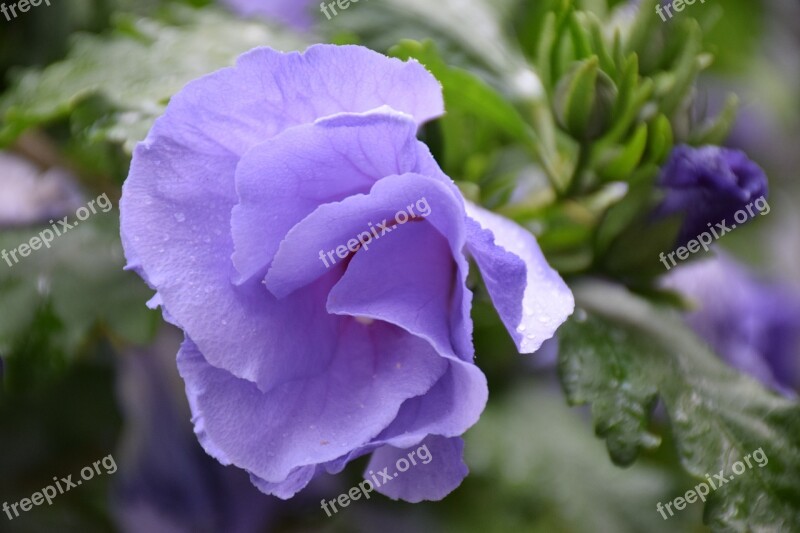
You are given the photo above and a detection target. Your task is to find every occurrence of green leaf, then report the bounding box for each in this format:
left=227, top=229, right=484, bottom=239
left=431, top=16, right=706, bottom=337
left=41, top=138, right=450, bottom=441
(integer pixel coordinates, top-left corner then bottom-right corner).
left=659, top=19, right=704, bottom=117
left=0, top=350, right=122, bottom=529
left=612, top=53, right=639, bottom=123
left=536, top=11, right=559, bottom=94
left=329, top=0, right=542, bottom=101
left=601, top=68, right=654, bottom=147
left=643, top=113, right=674, bottom=165
left=0, top=214, right=159, bottom=355
left=391, top=40, right=531, bottom=143
left=598, top=209, right=681, bottom=282
left=690, top=93, right=739, bottom=146
left=462, top=385, right=698, bottom=533
left=593, top=178, right=653, bottom=256
left=0, top=7, right=307, bottom=151
left=567, top=12, right=592, bottom=61
left=390, top=40, right=562, bottom=194
left=559, top=280, right=800, bottom=531
left=586, top=12, right=617, bottom=79
left=597, top=123, right=649, bottom=181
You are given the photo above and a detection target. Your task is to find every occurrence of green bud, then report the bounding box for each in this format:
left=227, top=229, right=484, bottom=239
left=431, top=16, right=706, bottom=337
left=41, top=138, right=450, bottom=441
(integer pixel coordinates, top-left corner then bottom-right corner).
left=553, top=56, right=618, bottom=140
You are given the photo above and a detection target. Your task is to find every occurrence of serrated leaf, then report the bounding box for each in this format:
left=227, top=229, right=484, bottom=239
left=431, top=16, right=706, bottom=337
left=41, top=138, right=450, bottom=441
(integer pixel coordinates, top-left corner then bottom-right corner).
left=465, top=386, right=697, bottom=533
left=0, top=214, right=159, bottom=354
left=559, top=280, right=800, bottom=531
left=0, top=7, right=307, bottom=150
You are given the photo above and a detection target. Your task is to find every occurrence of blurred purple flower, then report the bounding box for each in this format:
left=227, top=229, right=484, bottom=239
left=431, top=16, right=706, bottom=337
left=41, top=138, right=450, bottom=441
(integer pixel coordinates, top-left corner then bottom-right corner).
left=654, top=145, right=768, bottom=246
left=113, top=341, right=277, bottom=533
left=220, top=0, right=316, bottom=30
left=120, top=45, right=573, bottom=502
left=0, top=151, right=82, bottom=228
left=662, top=254, right=800, bottom=396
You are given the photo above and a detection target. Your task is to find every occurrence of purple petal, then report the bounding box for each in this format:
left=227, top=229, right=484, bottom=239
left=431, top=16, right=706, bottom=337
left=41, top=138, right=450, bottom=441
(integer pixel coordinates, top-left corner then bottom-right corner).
left=654, top=145, right=768, bottom=246
left=364, top=436, right=468, bottom=502
left=221, top=0, right=316, bottom=30
left=232, top=110, right=428, bottom=283
left=248, top=467, right=317, bottom=500
left=177, top=327, right=448, bottom=494
left=662, top=254, right=800, bottom=395
left=326, top=221, right=466, bottom=360
left=321, top=358, right=488, bottom=478
left=263, top=173, right=462, bottom=296
left=121, top=46, right=443, bottom=390
left=465, top=202, right=574, bottom=353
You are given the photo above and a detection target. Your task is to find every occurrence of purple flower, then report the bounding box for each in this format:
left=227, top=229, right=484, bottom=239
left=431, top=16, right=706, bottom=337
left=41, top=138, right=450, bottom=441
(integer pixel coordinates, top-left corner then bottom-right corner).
left=120, top=45, right=574, bottom=501
left=220, top=0, right=316, bottom=30
left=113, top=344, right=278, bottom=533
left=0, top=151, right=83, bottom=228
left=654, top=145, right=768, bottom=246
left=663, top=254, right=800, bottom=396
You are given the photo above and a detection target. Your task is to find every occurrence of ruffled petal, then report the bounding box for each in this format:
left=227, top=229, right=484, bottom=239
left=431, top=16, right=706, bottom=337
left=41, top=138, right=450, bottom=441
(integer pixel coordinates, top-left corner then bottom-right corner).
left=231, top=110, right=428, bottom=283
left=176, top=327, right=448, bottom=492
left=122, top=46, right=443, bottom=389
left=465, top=202, right=574, bottom=353
left=248, top=467, right=317, bottom=500
left=263, top=173, right=464, bottom=301
left=364, top=436, right=468, bottom=502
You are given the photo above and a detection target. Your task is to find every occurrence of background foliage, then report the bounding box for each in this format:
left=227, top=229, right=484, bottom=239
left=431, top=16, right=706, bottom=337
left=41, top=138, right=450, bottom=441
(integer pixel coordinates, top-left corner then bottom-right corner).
left=1, top=0, right=798, bottom=531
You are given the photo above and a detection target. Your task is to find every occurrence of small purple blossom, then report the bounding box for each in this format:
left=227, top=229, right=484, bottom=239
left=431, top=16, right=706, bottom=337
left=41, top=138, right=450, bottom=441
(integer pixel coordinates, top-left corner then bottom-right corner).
left=654, top=145, right=768, bottom=246
left=0, top=152, right=83, bottom=228
left=220, top=0, right=316, bottom=30
left=663, top=254, right=800, bottom=396
left=120, top=45, right=573, bottom=501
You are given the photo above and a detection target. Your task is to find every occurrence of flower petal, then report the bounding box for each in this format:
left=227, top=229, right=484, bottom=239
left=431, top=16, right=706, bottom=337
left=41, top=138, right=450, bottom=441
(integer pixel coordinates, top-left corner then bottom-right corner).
left=263, top=173, right=464, bottom=303
left=465, top=202, right=574, bottom=353
left=222, top=0, right=316, bottom=30
left=232, top=110, right=427, bottom=283
left=248, top=467, right=317, bottom=500
left=122, top=46, right=443, bottom=389
left=364, top=436, right=468, bottom=502
left=176, top=326, right=448, bottom=490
